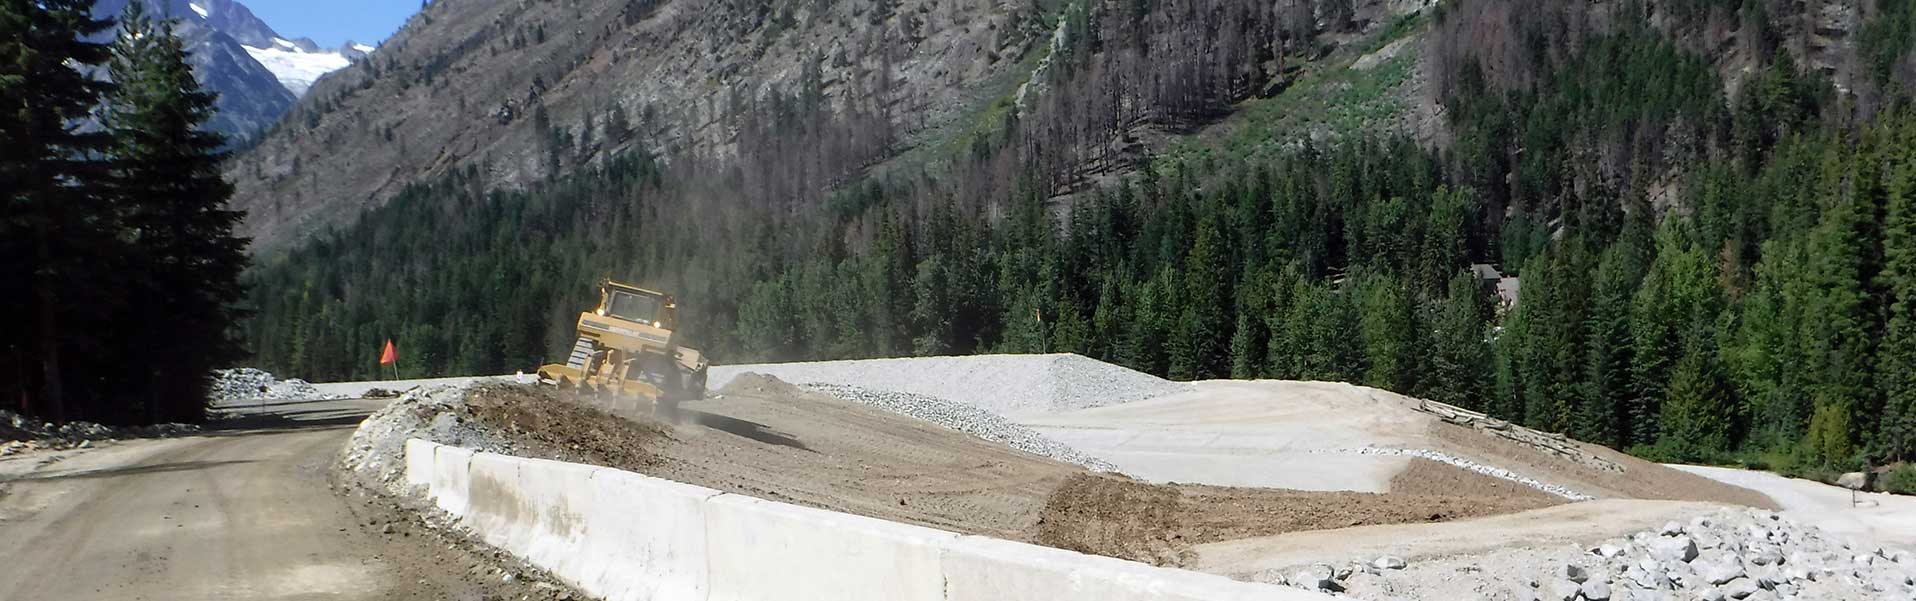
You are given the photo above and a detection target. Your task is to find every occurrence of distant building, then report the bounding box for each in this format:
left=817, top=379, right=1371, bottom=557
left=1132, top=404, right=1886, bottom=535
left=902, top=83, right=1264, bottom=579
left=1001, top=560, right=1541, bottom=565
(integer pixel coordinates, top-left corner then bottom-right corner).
left=1469, top=263, right=1521, bottom=310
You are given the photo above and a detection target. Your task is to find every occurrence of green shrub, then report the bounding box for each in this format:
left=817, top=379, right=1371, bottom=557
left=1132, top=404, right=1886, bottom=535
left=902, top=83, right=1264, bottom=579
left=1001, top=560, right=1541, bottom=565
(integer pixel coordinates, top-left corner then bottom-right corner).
left=1886, top=464, right=1916, bottom=496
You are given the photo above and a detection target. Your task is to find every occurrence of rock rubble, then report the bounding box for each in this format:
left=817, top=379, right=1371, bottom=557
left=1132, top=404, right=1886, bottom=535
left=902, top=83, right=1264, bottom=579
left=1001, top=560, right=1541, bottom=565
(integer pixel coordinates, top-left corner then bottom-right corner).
left=1309, top=508, right=1916, bottom=601
left=0, top=409, right=199, bottom=456
left=337, top=384, right=517, bottom=495
left=209, top=368, right=344, bottom=402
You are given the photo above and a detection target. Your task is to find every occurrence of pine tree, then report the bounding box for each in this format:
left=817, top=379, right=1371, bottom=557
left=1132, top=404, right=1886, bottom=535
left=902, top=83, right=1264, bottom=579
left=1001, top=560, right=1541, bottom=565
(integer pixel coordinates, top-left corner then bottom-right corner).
left=1428, top=271, right=1489, bottom=409
left=1357, top=271, right=1415, bottom=392
left=1881, top=117, right=1916, bottom=459
left=1579, top=242, right=1645, bottom=448
left=102, top=3, right=250, bottom=422
left=1170, top=217, right=1229, bottom=380
left=1, top=0, right=115, bottom=422
left=1655, top=316, right=1734, bottom=460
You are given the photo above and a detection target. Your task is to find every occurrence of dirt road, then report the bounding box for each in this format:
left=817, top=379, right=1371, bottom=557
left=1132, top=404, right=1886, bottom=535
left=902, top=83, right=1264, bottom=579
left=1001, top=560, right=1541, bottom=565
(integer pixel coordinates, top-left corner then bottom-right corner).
left=0, top=396, right=547, bottom=601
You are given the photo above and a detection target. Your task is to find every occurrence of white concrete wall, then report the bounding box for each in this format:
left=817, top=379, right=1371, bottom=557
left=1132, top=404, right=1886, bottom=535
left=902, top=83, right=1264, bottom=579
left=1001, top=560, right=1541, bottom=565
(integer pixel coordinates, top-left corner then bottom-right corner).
left=403, top=439, right=1335, bottom=601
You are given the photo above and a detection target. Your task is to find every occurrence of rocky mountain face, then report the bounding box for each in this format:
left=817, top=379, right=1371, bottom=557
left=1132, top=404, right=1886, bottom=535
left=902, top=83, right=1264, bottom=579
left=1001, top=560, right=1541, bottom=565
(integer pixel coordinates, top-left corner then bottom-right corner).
left=90, top=0, right=368, bottom=139
left=224, top=0, right=1067, bottom=250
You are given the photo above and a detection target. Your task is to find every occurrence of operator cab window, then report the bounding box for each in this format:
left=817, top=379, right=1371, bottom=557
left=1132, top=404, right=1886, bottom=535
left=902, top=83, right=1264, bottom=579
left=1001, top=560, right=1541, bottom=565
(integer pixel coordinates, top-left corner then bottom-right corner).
left=607, top=290, right=663, bottom=324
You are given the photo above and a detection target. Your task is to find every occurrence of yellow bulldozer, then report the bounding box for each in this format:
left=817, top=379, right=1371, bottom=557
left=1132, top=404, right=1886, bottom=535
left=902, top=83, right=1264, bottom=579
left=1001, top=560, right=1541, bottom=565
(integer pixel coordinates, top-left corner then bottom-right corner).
left=536, top=281, right=709, bottom=404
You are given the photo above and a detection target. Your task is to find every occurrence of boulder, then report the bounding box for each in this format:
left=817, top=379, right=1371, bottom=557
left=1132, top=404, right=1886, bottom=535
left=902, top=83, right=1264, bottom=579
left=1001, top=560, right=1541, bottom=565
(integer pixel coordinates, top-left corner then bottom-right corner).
left=1593, top=544, right=1626, bottom=559
left=1371, top=555, right=1407, bottom=570
left=1290, top=564, right=1336, bottom=592
left=1700, top=559, right=1747, bottom=586
left=1625, top=566, right=1662, bottom=589
left=1723, top=577, right=1761, bottom=599
left=1559, top=564, right=1590, bottom=583
left=1543, top=579, right=1583, bottom=601
left=1660, top=521, right=1685, bottom=536
left=1581, top=579, right=1613, bottom=601
left=1649, top=536, right=1699, bottom=563
left=1835, top=472, right=1867, bottom=490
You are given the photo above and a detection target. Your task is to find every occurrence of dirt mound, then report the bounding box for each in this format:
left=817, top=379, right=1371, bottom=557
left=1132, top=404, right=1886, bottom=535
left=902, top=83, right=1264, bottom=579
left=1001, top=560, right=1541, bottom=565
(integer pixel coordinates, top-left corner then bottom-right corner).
left=463, top=385, right=669, bottom=472
left=1035, top=472, right=1562, bottom=568
left=1389, top=458, right=1564, bottom=505
left=1429, top=423, right=1779, bottom=510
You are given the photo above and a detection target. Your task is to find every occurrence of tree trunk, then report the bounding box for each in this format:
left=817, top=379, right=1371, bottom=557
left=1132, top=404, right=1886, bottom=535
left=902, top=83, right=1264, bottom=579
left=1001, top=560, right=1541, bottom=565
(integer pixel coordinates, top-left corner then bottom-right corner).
left=34, top=227, right=65, bottom=423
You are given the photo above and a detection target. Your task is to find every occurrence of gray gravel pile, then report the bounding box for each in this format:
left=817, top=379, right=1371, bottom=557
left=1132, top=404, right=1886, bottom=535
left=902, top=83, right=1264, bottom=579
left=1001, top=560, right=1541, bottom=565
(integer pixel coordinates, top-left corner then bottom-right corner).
left=1307, top=507, right=1916, bottom=601
left=710, top=353, right=1194, bottom=415
left=803, top=383, right=1121, bottom=473
left=0, top=409, right=200, bottom=456
left=210, top=368, right=344, bottom=402
left=337, top=384, right=517, bottom=495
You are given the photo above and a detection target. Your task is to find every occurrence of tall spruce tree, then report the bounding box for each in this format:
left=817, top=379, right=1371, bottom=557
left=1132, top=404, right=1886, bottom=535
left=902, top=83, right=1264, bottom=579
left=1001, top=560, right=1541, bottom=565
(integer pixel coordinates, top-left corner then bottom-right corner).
left=1, top=0, right=114, bottom=422
left=1426, top=271, right=1489, bottom=409
left=101, top=3, right=249, bottom=423
left=1877, top=114, right=1916, bottom=459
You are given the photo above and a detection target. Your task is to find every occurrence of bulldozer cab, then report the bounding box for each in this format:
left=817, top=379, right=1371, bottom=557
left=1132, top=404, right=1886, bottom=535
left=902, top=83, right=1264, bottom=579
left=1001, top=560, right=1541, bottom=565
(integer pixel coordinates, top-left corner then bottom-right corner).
left=601, top=284, right=675, bottom=330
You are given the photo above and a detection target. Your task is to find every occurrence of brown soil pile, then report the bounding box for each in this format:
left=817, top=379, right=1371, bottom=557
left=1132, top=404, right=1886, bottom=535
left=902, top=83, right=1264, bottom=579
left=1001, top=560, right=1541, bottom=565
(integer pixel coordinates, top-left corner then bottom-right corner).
left=1388, top=458, right=1565, bottom=506
left=1034, top=471, right=1561, bottom=567
left=1431, top=422, right=1781, bottom=509
left=464, top=384, right=669, bottom=471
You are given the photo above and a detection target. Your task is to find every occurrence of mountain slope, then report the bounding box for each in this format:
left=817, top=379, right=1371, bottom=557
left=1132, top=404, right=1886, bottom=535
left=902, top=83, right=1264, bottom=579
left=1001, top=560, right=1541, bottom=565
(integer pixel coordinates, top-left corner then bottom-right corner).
left=223, top=0, right=1066, bottom=250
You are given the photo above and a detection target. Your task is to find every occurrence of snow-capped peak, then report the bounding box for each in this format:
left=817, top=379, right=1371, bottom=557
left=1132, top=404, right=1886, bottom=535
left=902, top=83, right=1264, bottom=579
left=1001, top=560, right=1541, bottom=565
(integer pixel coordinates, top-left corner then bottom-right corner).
left=352, top=43, right=375, bottom=54
left=242, top=44, right=352, bottom=97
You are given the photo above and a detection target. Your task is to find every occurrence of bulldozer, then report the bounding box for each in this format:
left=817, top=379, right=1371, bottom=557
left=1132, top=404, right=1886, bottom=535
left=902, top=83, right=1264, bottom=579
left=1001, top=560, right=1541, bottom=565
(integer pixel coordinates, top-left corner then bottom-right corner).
left=536, top=281, right=709, bottom=406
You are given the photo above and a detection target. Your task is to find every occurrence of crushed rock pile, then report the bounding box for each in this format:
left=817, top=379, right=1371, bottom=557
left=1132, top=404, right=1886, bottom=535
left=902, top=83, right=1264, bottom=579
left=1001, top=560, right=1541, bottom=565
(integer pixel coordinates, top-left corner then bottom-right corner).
left=337, top=384, right=517, bottom=495
left=803, top=383, right=1121, bottom=473
left=709, top=353, right=1195, bottom=415
left=0, top=409, right=199, bottom=457
left=1297, top=507, right=1916, bottom=601
left=210, top=368, right=343, bottom=403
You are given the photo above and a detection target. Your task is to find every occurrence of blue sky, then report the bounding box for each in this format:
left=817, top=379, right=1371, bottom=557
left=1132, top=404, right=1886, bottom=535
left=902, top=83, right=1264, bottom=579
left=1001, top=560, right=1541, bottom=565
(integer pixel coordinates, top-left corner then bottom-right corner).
left=244, top=0, right=416, bottom=48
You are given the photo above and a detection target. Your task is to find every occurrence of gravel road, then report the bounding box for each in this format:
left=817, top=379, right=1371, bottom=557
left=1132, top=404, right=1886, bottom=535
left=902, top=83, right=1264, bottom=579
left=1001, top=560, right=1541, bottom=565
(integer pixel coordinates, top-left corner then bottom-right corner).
left=0, top=395, right=564, bottom=601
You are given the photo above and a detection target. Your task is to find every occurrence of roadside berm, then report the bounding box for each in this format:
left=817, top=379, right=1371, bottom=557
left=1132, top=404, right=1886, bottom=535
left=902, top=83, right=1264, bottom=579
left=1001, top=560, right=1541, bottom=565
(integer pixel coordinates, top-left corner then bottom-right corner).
left=339, top=353, right=1910, bottom=600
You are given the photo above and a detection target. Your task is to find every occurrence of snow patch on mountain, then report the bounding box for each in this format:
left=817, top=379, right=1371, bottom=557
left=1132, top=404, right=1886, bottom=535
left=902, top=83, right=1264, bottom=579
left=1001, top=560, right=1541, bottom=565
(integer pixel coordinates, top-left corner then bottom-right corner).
left=188, top=2, right=207, bottom=18
left=242, top=45, right=351, bottom=96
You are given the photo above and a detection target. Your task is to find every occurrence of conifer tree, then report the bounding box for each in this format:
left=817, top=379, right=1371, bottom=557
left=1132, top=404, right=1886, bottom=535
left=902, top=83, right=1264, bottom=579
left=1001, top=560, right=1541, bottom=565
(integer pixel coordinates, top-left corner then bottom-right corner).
left=1881, top=117, right=1916, bottom=459
left=102, top=3, right=249, bottom=422
left=1, top=0, right=115, bottom=422
left=1428, top=271, right=1489, bottom=409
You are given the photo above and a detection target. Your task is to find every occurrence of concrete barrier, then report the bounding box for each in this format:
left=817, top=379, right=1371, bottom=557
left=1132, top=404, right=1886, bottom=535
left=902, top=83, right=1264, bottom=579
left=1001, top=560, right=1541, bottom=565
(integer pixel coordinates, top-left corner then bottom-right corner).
left=404, top=438, right=434, bottom=489
left=429, top=444, right=474, bottom=516
left=704, top=494, right=957, bottom=601
left=579, top=469, right=717, bottom=601
left=942, top=535, right=1296, bottom=601
left=403, top=439, right=1335, bottom=601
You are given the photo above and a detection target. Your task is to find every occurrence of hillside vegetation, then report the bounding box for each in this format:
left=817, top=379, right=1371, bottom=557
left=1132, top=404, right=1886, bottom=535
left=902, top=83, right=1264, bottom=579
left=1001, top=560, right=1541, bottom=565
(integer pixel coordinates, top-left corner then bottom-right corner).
left=244, top=0, right=1916, bottom=476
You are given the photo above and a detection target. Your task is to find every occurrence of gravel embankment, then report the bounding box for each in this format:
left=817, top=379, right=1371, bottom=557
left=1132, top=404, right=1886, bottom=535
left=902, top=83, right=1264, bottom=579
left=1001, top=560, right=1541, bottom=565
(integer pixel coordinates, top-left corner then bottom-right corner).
left=710, top=354, right=1194, bottom=415
left=338, top=384, right=517, bottom=495
left=211, top=367, right=344, bottom=402
left=1303, top=507, right=1916, bottom=601
left=802, top=383, right=1120, bottom=473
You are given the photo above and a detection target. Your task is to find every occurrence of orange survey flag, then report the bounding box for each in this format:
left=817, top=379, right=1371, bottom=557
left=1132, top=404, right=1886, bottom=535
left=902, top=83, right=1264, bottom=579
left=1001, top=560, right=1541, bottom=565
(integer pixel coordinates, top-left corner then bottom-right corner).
left=380, top=340, right=398, bottom=365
